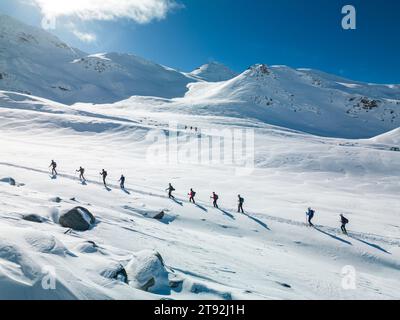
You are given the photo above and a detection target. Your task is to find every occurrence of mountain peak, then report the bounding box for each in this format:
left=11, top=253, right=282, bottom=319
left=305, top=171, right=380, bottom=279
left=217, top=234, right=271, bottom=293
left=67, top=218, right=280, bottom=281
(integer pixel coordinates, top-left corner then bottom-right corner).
left=246, top=64, right=271, bottom=77
left=190, top=61, right=237, bottom=82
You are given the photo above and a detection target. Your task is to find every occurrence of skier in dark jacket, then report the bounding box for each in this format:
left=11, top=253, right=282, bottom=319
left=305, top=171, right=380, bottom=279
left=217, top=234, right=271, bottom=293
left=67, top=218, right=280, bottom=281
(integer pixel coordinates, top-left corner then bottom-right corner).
left=166, top=183, right=175, bottom=199
left=238, top=195, right=245, bottom=213
left=306, top=207, right=315, bottom=227
left=119, top=175, right=126, bottom=189
left=76, top=167, right=85, bottom=181
left=340, top=214, right=349, bottom=234
left=188, top=188, right=196, bottom=204
left=49, top=160, right=57, bottom=176
left=210, top=192, right=219, bottom=208
left=100, top=169, right=108, bottom=186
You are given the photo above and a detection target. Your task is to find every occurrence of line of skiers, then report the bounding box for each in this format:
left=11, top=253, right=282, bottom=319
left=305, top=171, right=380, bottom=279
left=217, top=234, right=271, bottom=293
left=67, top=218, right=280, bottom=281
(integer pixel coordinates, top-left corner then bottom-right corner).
left=51, top=160, right=350, bottom=234
left=306, top=207, right=349, bottom=235
left=166, top=183, right=245, bottom=213
left=50, top=160, right=126, bottom=189
left=184, top=125, right=198, bottom=132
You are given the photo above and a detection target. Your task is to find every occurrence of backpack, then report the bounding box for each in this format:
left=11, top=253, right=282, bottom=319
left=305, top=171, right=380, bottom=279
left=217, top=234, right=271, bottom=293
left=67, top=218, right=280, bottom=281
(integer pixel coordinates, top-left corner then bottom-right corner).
left=342, top=217, right=349, bottom=224
left=192, top=191, right=196, bottom=197
left=215, top=194, right=219, bottom=200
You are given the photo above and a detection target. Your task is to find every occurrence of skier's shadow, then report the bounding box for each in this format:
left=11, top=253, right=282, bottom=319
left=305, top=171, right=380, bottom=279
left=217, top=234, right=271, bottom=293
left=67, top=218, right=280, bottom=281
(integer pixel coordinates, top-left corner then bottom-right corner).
left=105, top=186, right=112, bottom=192
left=171, top=198, right=183, bottom=206
left=195, top=204, right=208, bottom=212
left=218, top=209, right=235, bottom=220
left=81, top=180, right=87, bottom=186
left=50, top=175, right=57, bottom=180
left=122, top=188, right=131, bottom=195
left=314, top=227, right=352, bottom=245
left=243, top=213, right=270, bottom=230
left=349, top=235, right=391, bottom=254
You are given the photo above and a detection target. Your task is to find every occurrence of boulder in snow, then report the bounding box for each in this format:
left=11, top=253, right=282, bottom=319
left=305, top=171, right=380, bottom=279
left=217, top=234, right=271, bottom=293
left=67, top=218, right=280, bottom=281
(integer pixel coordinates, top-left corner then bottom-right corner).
left=125, top=250, right=169, bottom=292
left=50, top=197, right=62, bottom=203
left=153, top=211, right=165, bottom=220
left=59, top=207, right=95, bottom=231
left=22, top=214, right=45, bottom=223
left=75, top=241, right=99, bottom=254
left=101, top=263, right=129, bottom=284
left=0, top=177, right=16, bottom=186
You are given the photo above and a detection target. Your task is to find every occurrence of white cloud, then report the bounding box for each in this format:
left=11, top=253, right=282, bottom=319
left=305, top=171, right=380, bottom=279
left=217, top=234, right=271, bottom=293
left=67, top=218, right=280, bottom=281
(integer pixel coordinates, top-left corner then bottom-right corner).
left=72, top=30, right=97, bottom=42
left=29, top=0, right=179, bottom=24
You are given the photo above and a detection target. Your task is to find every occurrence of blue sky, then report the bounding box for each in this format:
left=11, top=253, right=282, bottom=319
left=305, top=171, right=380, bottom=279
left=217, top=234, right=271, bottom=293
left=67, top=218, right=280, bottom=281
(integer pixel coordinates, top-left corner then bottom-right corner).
left=1, top=0, right=399, bottom=83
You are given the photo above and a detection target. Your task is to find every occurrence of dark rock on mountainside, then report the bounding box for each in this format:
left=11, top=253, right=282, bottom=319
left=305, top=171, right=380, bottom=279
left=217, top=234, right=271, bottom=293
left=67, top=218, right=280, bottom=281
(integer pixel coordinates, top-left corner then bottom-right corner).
left=59, top=207, right=95, bottom=231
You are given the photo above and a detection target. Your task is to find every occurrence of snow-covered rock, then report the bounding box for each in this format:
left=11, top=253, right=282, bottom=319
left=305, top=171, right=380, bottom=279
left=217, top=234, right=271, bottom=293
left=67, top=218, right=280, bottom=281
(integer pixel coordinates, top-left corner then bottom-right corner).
left=125, top=250, right=170, bottom=293
left=22, top=214, right=45, bottom=223
left=59, top=207, right=95, bottom=231
left=0, top=177, right=16, bottom=186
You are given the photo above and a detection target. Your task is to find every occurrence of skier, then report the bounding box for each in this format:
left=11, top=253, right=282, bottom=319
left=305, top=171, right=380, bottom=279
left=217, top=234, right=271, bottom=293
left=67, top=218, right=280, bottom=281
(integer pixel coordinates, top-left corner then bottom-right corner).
left=188, top=188, right=196, bottom=204
left=210, top=192, right=219, bottom=208
left=119, top=175, right=126, bottom=189
left=100, top=169, right=108, bottom=187
left=306, top=207, right=315, bottom=227
left=340, top=214, right=349, bottom=235
left=49, top=160, right=57, bottom=176
left=238, top=195, right=245, bottom=213
left=166, top=183, right=175, bottom=199
left=76, top=166, right=86, bottom=181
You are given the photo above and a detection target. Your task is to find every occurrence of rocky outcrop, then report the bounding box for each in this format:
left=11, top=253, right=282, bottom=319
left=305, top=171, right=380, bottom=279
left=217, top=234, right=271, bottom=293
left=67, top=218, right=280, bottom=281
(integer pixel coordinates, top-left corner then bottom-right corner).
left=59, top=207, right=95, bottom=231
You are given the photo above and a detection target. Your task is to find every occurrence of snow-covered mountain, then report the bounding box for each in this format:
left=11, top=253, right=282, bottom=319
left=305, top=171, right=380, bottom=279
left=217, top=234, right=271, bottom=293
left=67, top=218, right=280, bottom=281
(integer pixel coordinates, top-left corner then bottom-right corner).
left=189, top=61, right=237, bottom=82
left=169, top=64, right=400, bottom=138
left=0, top=15, right=196, bottom=104
left=1, top=15, right=399, bottom=138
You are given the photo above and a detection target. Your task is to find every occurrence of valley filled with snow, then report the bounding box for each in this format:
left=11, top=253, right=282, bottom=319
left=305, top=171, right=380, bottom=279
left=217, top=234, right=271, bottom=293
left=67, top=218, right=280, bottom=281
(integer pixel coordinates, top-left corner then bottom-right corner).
left=0, top=14, right=399, bottom=300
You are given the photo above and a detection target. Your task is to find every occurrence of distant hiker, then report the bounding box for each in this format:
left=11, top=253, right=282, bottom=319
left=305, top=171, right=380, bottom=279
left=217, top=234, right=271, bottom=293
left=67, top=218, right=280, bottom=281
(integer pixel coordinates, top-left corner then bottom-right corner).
left=119, top=175, right=126, bottom=189
left=195, top=127, right=198, bottom=132
left=166, top=183, right=175, bottom=199
left=49, top=160, right=57, bottom=176
left=340, top=214, right=349, bottom=235
left=188, top=188, right=196, bottom=204
left=184, top=125, right=188, bottom=130
left=76, top=166, right=85, bottom=181
left=238, top=195, right=245, bottom=213
left=210, top=192, right=219, bottom=208
left=100, top=169, right=108, bottom=186
left=190, top=126, right=193, bottom=131
left=306, top=207, right=315, bottom=227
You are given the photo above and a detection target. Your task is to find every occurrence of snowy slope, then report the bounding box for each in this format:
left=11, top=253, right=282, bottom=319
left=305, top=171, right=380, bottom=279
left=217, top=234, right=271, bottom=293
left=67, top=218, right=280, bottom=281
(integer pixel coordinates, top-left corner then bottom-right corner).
left=371, top=128, right=400, bottom=146
left=0, top=90, right=399, bottom=300
left=189, top=62, right=237, bottom=82
left=0, top=15, right=195, bottom=104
